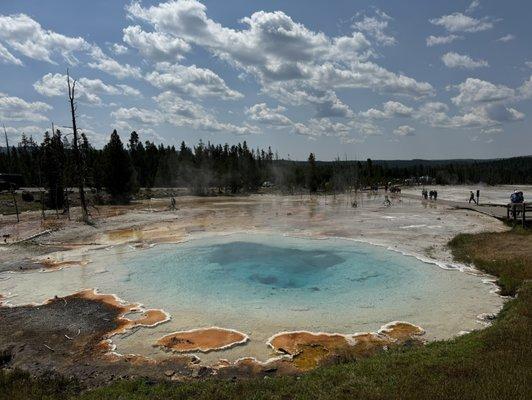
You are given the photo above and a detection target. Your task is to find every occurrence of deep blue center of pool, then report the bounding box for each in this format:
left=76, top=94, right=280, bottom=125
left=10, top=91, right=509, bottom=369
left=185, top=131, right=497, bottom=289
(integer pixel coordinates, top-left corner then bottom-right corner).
left=208, top=241, right=345, bottom=288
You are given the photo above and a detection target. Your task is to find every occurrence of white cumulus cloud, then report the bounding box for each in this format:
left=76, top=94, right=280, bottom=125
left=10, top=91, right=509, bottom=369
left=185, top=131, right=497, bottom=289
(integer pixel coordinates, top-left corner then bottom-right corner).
left=352, top=9, right=396, bottom=46
left=0, top=13, right=89, bottom=65
left=246, top=103, right=293, bottom=127
left=34, top=73, right=142, bottom=105
left=426, top=34, right=462, bottom=47
left=441, top=52, right=488, bottom=69
left=393, top=125, right=415, bottom=136
left=0, top=92, right=52, bottom=122
left=146, top=63, right=243, bottom=100
left=430, top=12, right=494, bottom=33
left=496, top=34, right=515, bottom=42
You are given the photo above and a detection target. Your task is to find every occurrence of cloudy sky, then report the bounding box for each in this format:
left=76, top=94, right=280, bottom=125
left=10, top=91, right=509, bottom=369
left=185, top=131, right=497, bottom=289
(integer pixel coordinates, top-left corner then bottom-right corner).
left=0, top=0, right=531, bottom=160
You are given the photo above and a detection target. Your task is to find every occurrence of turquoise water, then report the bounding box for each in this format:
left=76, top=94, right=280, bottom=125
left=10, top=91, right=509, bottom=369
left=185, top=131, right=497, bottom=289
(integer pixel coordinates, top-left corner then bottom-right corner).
left=0, top=233, right=502, bottom=362
left=123, top=235, right=410, bottom=312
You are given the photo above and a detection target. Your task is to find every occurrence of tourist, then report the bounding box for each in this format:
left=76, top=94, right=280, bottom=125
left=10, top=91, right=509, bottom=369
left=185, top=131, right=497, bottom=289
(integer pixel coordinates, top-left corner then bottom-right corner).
left=511, top=190, right=524, bottom=204
left=469, top=191, right=476, bottom=204
left=434, top=190, right=438, bottom=201
left=510, top=190, right=524, bottom=218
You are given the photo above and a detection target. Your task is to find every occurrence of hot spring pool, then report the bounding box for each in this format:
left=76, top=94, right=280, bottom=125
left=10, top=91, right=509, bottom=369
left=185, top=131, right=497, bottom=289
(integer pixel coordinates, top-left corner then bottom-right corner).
left=0, top=233, right=503, bottom=363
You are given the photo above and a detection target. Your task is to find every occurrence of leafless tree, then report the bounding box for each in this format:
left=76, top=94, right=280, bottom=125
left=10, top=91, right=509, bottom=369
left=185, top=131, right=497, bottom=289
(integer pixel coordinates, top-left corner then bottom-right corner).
left=2, top=124, right=11, bottom=171
left=67, top=70, right=89, bottom=223
left=2, top=124, right=20, bottom=222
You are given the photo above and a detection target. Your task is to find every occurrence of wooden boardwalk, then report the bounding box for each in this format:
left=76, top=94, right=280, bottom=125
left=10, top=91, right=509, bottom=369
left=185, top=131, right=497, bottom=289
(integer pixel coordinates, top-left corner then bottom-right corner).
left=505, top=202, right=531, bottom=227
left=401, top=193, right=531, bottom=227
left=401, top=193, right=509, bottom=219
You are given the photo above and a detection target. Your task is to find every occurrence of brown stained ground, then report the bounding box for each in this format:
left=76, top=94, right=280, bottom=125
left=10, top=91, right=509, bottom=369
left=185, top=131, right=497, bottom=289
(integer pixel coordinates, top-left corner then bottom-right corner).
left=267, top=323, right=425, bottom=371
left=268, top=332, right=357, bottom=371
left=349, top=333, right=394, bottom=357
left=155, top=328, right=249, bottom=353
left=37, top=258, right=88, bottom=270
left=101, top=225, right=187, bottom=247
left=0, top=290, right=298, bottom=386
left=378, top=322, right=425, bottom=342
left=0, top=292, right=195, bottom=386
left=291, top=344, right=332, bottom=370
left=104, top=227, right=144, bottom=242
left=71, top=289, right=169, bottom=340
left=268, top=332, right=349, bottom=356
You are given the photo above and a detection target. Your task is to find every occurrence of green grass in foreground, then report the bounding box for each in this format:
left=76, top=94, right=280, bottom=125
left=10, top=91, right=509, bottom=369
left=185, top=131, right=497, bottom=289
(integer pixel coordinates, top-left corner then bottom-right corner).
left=1, top=229, right=531, bottom=400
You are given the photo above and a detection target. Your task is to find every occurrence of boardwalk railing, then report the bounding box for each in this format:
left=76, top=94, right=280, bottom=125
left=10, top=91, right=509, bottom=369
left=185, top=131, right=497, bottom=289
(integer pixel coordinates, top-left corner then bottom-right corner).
left=506, top=202, right=531, bottom=227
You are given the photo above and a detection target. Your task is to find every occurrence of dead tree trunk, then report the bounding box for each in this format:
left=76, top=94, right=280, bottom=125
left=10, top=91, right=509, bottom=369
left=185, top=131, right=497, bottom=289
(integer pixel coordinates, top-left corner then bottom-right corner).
left=3, top=125, right=18, bottom=222
left=67, top=71, right=89, bottom=223
left=11, top=186, right=19, bottom=223
left=3, top=124, right=11, bottom=172
left=64, top=188, right=71, bottom=221
left=40, top=190, right=46, bottom=221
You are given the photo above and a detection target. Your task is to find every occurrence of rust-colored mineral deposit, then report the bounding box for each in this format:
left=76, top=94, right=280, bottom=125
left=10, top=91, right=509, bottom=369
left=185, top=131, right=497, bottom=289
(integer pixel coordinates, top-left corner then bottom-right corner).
left=156, top=327, right=249, bottom=353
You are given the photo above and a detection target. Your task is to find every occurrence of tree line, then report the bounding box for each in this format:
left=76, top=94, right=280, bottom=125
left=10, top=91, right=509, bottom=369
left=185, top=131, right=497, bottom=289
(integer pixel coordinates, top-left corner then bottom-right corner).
left=1, top=129, right=531, bottom=206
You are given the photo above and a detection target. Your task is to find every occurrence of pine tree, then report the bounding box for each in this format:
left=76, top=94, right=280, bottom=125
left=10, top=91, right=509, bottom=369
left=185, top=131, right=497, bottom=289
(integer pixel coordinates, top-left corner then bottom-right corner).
left=102, top=130, right=136, bottom=203
left=307, top=152, right=318, bottom=193
left=41, top=130, right=65, bottom=209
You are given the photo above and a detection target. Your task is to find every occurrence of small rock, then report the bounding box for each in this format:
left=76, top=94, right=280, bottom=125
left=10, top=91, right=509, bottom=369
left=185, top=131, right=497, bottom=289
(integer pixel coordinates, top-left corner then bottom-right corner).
left=190, top=356, right=201, bottom=364
left=164, top=370, right=174, bottom=377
